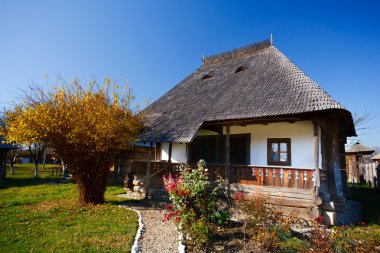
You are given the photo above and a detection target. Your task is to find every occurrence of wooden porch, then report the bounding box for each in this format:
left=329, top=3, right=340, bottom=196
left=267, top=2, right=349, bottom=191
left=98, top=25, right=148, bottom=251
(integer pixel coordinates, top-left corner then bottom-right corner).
left=130, top=160, right=322, bottom=219
left=131, top=160, right=318, bottom=190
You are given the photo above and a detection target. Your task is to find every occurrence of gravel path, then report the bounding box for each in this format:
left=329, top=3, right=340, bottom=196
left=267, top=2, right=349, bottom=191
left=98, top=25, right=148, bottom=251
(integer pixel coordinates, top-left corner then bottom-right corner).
left=121, top=199, right=179, bottom=253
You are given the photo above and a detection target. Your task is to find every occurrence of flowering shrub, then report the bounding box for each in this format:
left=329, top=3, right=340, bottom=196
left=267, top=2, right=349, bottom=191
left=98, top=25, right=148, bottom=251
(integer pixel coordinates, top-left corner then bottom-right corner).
left=163, top=160, right=227, bottom=250
left=232, top=191, right=299, bottom=251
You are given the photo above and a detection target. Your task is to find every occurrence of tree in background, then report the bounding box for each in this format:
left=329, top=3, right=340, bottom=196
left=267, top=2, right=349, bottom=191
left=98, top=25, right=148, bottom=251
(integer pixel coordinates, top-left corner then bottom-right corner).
left=349, top=111, right=375, bottom=145
left=7, top=147, right=20, bottom=175
left=1, top=78, right=143, bottom=204
left=28, top=142, right=47, bottom=177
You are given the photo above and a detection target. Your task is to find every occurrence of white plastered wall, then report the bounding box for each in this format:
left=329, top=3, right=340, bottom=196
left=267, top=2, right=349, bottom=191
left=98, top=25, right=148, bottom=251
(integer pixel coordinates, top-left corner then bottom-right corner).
left=161, top=120, right=321, bottom=168
left=161, top=142, right=187, bottom=163
left=225, top=121, right=321, bottom=169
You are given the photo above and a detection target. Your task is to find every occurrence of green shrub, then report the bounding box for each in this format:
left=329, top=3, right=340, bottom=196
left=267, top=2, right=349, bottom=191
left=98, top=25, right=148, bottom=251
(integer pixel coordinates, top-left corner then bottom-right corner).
left=188, top=218, right=210, bottom=245
left=163, top=159, right=227, bottom=250
left=279, top=237, right=310, bottom=253
left=211, top=210, right=229, bottom=226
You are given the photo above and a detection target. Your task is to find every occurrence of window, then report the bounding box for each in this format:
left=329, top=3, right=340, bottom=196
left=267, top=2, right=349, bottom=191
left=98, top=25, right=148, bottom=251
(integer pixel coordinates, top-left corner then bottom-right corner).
left=201, top=74, right=212, bottom=80
left=267, top=138, right=291, bottom=166
left=201, top=70, right=214, bottom=80
left=235, top=66, right=247, bottom=73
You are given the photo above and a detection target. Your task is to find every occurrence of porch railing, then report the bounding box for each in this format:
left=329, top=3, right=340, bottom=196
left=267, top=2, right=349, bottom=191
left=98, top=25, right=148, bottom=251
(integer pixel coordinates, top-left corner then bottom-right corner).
left=131, top=161, right=316, bottom=190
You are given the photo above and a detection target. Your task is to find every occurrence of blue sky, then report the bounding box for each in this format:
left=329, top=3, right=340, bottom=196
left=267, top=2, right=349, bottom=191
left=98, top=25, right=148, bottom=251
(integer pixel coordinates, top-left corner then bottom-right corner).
left=0, top=0, right=379, bottom=147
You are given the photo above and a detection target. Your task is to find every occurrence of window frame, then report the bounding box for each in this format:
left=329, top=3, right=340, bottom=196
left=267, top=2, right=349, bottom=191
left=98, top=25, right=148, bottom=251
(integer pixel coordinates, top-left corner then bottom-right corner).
left=267, top=138, right=291, bottom=166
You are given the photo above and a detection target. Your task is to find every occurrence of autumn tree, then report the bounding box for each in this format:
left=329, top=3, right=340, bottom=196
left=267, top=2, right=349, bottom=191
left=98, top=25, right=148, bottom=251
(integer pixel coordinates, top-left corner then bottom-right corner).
left=7, top=147, right=20, bottom=175
left=1, top=79, right=143, bottom=204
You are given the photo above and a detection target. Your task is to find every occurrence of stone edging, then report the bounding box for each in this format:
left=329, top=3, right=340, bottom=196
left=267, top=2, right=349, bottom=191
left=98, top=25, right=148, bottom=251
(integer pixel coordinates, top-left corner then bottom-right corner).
left=178, top=232, right=185, bottom=253
left=119, top=205, right=144, bottom=253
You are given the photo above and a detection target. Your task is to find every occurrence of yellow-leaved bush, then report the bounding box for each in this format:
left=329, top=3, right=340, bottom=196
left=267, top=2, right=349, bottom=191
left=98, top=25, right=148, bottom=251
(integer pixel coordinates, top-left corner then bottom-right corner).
left=1, top=79, right=143, bottom=204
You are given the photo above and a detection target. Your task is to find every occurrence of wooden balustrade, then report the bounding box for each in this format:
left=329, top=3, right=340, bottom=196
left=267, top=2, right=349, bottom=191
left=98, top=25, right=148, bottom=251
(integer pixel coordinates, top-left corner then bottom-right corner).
left=132, top=161, right=180, bottom=177
left=131, top=161, right=316, bottom=190
left=227, top=165, right=315, bottom=189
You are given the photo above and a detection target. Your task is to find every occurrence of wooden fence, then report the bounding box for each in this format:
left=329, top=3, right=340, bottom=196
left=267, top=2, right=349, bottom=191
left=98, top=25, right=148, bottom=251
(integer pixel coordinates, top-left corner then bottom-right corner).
left=131, top=161, right=315, bottom=190
left=347, top=159, right=379, bottom=188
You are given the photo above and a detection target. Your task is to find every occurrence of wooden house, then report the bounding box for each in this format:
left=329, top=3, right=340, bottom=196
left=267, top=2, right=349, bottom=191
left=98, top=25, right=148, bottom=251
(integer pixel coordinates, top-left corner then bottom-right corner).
left=0, top=137, right=18, bottom=180
left=124, top=39, right=356, bottom=224
left=346, top=142, right=375, bottom=184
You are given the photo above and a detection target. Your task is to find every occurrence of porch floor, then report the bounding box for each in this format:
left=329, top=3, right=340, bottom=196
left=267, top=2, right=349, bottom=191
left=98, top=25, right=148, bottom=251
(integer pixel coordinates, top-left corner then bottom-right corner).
left=230, top=184, right=318, bottom=219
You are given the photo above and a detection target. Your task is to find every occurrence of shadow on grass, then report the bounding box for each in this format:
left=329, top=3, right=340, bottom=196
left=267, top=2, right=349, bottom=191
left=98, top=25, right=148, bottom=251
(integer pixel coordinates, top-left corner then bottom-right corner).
left=0, top=175, right=65, bottom=189
left=105, top=199, right=142, bottom=206
left=349, top=184, right=380, bottom=225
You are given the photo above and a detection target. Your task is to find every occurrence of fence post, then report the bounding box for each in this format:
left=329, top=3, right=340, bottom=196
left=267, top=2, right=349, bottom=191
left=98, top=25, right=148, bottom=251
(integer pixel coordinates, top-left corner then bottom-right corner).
left=145, top=150, right=152, bottom=199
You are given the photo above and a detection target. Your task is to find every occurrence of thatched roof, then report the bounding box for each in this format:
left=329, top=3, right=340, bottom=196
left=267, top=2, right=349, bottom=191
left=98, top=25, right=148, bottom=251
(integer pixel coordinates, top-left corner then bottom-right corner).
left=346, top=142, right=374, bottom=155
left=371, top=153, right=380, bottom=161
left=139, top=40, right=355, bottom=143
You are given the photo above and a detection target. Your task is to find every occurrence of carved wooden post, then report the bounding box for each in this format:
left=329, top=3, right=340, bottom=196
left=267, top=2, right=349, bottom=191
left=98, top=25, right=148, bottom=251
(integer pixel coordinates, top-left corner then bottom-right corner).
left=331, top=132, right=345, bottom=203
left=225, top=125, right=230, bottom=194
left=145, top=146, right=152, bottom=199
left=313, top=121, right=320, bottom=191
left=168, top=142, right=173, bottom=163
left=185, top=143, right=190, bottom=164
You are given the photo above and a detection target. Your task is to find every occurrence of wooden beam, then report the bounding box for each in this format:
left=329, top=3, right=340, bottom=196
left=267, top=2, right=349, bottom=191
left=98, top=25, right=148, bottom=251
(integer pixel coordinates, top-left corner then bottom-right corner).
left=225, top=125, right=230, bottom=194
left=313, top=121, right=320, bottom=189
left=185, top=143, right=190, bottom=164
left=168, top=142, right=173, bottom=163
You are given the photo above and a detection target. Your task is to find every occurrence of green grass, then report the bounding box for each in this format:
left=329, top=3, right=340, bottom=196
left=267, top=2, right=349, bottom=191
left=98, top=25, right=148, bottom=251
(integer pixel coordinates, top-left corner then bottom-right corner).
left=0, top=164, right=138, bottom=253
left=348, top=183, right=380, bottom=225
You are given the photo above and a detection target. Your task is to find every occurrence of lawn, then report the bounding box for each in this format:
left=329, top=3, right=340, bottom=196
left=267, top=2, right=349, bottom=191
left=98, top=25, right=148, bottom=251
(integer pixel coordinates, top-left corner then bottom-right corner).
left=0, top=164, right=138, bottom=253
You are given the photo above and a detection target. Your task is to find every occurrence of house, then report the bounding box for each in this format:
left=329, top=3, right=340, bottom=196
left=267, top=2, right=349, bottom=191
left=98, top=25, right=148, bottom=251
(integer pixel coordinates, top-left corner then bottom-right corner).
left=122, top=39, right=356, bottom=224
left=371, top=153, right=380, bottom=164
left=346, top=142, right=375, bottom=184
left=0, top=136, right=18, bottom=180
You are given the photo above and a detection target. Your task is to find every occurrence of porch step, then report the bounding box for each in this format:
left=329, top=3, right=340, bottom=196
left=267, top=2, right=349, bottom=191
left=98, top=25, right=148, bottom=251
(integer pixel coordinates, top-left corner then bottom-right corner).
left=231, top=184, right=318, bottom=220
left=276, top=205, right=320, bottom=221
left=231, top=184, right=315, bottom=201
left=266, top=197, right=313, bottom=208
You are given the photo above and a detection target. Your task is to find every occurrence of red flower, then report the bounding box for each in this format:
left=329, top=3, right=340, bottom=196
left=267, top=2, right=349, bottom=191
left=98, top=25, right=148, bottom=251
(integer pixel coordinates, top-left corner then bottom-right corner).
left=315, top=215, right=324, bottom=224
left=175, top=216, right=181, bottom=223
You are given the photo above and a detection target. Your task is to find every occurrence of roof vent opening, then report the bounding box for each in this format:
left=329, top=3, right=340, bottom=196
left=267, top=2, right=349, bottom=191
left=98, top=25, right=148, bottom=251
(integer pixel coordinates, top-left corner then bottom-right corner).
left=202, top=74, right=212, bottom=80
left=235, top=66, right=247, bottom=73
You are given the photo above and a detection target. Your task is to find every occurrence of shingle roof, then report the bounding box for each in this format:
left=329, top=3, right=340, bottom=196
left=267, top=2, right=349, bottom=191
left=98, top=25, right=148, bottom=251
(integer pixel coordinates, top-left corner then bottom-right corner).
left=346, top=142, right=374, bottom=155
left=139, top=40, right=355, bottom=143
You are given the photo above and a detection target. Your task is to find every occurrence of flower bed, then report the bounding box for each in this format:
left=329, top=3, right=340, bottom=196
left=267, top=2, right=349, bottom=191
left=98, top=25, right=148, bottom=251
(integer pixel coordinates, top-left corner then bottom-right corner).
left=162, top=160, right=379, bottom=252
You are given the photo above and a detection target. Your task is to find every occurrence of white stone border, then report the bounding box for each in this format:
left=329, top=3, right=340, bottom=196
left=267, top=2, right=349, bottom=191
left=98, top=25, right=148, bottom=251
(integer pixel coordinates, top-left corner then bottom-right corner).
left=119, top=205, right=144, bottom=253
left=178, top=232, right=185, bottom=253
left=120, top=204, right=185, bottom=253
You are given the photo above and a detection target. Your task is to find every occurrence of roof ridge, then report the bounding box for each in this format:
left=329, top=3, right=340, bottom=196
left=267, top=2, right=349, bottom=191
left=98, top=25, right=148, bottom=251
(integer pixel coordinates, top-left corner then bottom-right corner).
left=203, top=39, right=271, bottom=64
